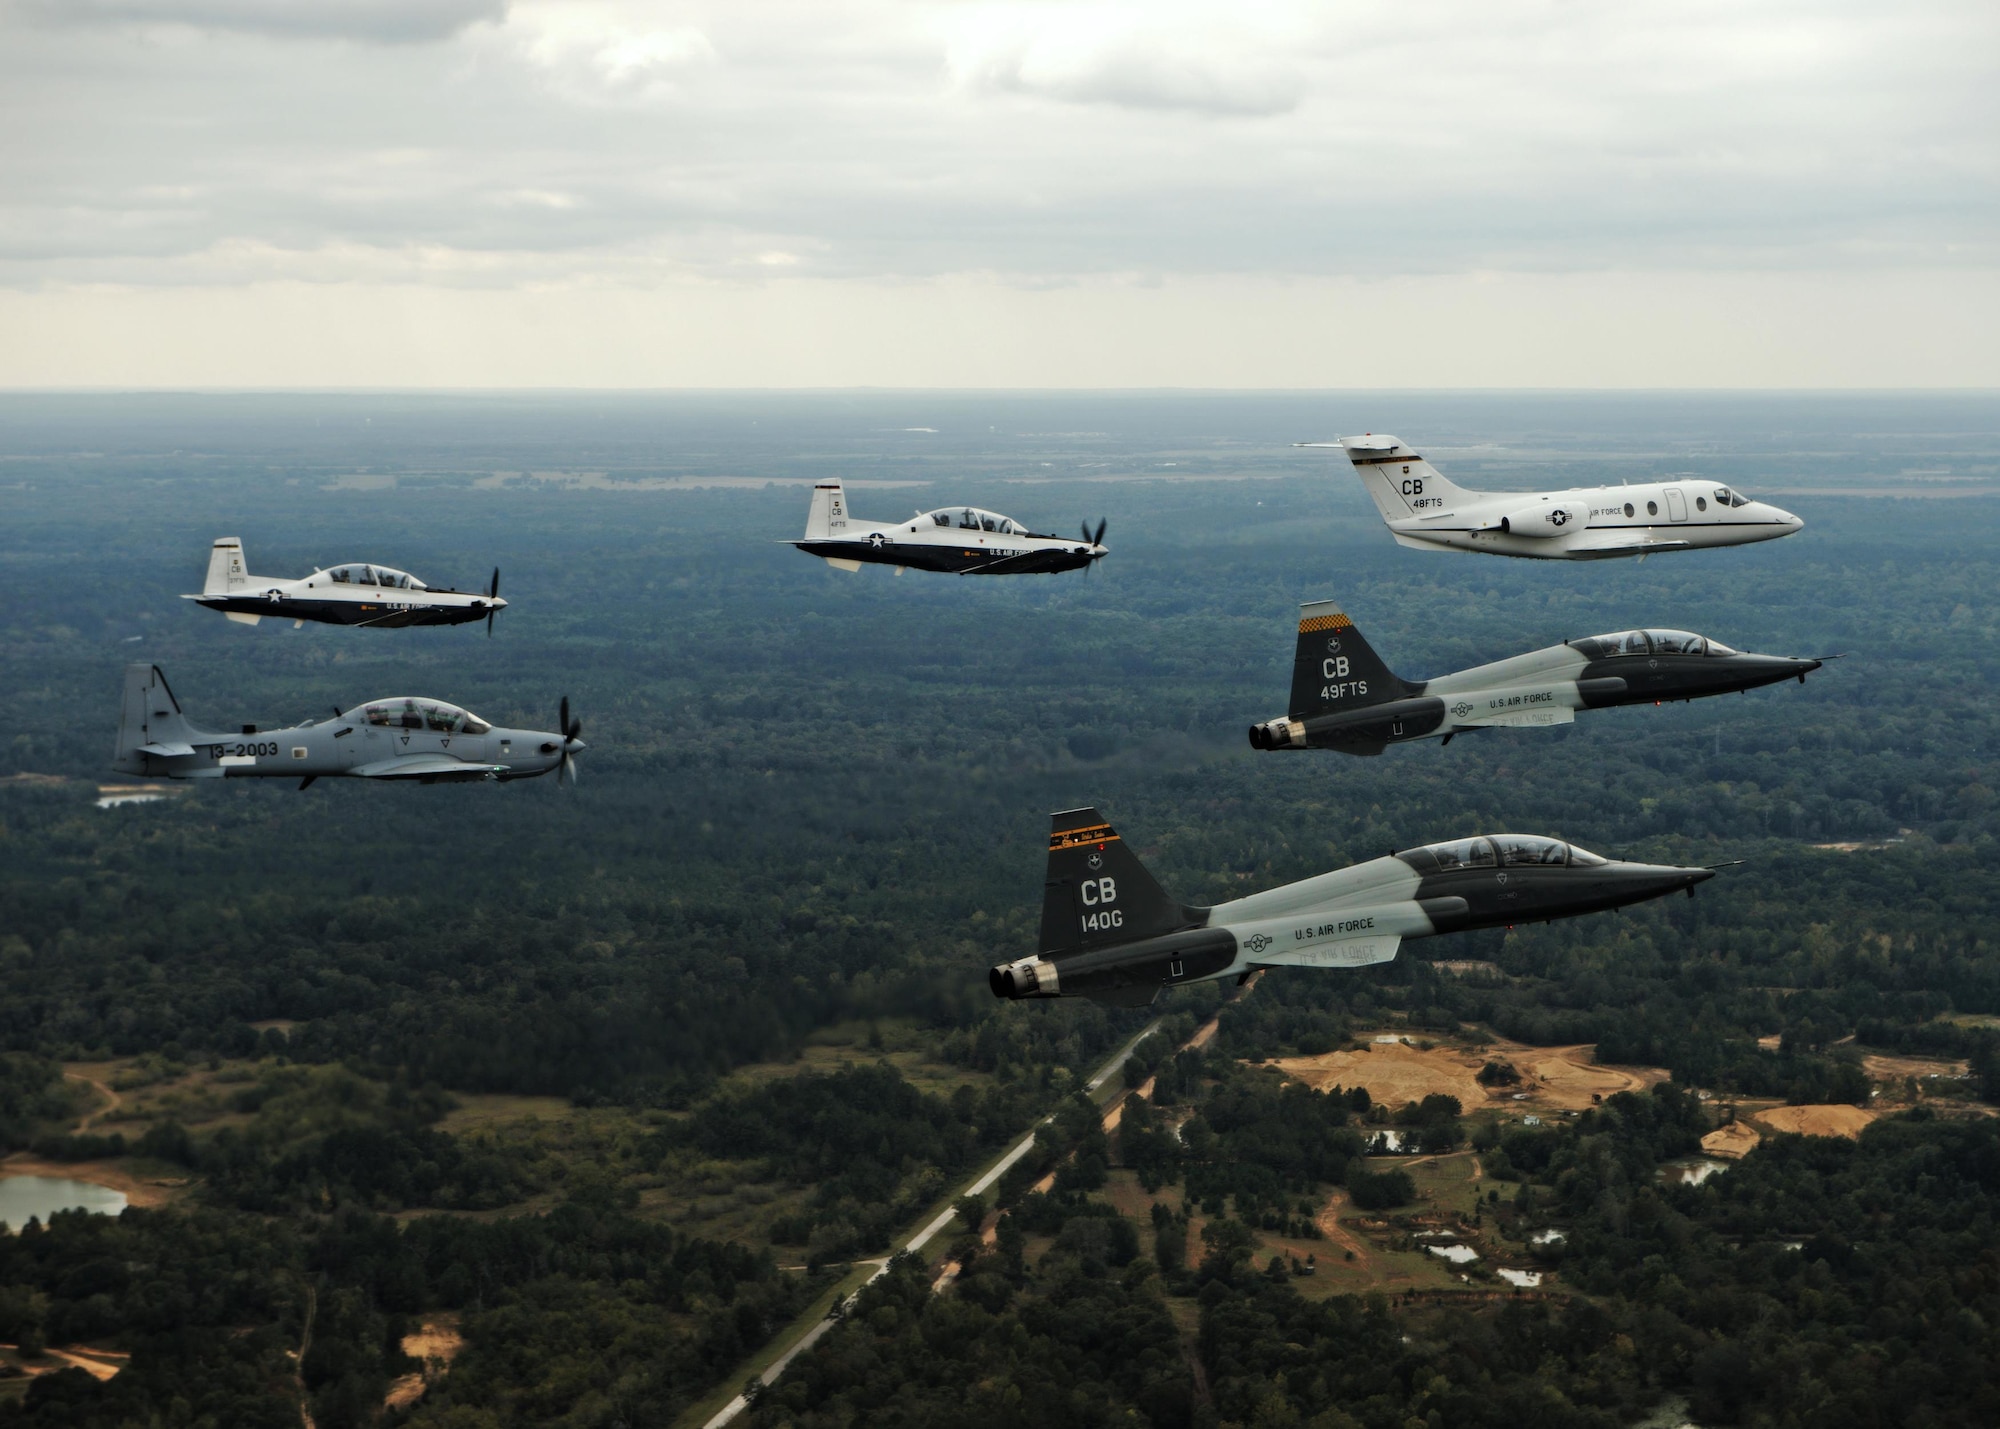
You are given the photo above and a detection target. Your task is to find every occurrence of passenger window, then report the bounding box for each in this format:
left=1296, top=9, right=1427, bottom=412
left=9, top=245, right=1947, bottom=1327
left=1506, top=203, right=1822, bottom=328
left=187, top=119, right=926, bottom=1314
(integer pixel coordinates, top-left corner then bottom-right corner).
left=1646, top=501, right=1658, bottom=516
left=1697, top=497, right=1708, bottom=512
left=1623, top=503, right=1634, bottom=518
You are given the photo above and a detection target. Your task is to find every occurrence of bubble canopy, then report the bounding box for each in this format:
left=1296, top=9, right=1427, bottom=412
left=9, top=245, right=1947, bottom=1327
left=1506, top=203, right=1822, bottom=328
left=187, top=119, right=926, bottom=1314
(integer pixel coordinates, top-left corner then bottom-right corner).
left=359, top=699, right=491, bottom=735
left=1568, top=629, right=1737, bottom=659
left=1395, top=835, right=1610, bottom=873
left=916, top=507, right=1026, bottom=536
left=321, top=564, right=428, bottom=590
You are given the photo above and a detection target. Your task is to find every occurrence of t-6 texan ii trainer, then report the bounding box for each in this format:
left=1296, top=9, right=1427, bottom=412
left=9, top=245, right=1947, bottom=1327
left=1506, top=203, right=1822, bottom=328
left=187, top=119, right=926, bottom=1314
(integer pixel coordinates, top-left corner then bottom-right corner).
left=185, top=538, right=507, bottom=631
left=989, top=808, right=1720, bottom=1007
left=112, top=664, right=584, bottom=789
left=790, top=482, right=1107, bottom=574
left=1301, top=435, right=1803, bottom=559
left=1248, top=600, right=1824, bottom=755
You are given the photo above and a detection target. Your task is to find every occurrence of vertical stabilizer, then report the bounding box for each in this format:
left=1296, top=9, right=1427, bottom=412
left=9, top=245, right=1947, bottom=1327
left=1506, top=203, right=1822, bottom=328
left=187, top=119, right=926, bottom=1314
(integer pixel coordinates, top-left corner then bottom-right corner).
left=1289, top=601, right=1410, bottom=718
left=1039, top=807, right=1191, bottom=956
left=204, top=538, right=250, bottom=596
left=803, top=484, right=850, bottom=540
left=1341, top=436, right=1472, bottom=520
left=114, top=664, right=198, bottom=773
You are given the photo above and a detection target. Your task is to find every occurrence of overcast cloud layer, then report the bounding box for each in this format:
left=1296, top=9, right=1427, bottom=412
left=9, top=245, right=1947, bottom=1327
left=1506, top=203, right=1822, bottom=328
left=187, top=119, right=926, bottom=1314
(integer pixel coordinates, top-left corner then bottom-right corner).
left=2, top=0, right=1996, bottom=384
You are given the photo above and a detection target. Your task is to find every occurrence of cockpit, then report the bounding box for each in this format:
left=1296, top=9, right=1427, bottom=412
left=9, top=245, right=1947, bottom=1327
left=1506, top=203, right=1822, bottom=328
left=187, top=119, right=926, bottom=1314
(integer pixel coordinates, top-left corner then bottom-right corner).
left=360, top=698, right=490, bottom=735
left=917, top=508, right=1024, bottom=536
left=323, top=564, right=428, bottom=590
left=1568, top=629, right=1737, bottom=659
left=1397, top=835, right=1610, bottom=873
left=1711, top=486, right=1754, bottom=508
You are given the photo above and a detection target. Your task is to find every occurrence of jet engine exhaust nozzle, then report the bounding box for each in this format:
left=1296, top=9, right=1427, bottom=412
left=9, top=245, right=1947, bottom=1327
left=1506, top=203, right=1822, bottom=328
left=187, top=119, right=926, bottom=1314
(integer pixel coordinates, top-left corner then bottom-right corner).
left=990, top=956, right=1060, bottom=1000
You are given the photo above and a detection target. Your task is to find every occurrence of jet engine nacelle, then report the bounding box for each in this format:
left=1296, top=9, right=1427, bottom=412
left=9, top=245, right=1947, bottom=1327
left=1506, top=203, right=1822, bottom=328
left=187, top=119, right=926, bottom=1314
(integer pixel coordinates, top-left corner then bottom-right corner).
left=1495, top=502, right=1584, bottom=538
left=990, top=955, right=1060, bottom=1000
left=1247, top=717, right=1304, bottom=750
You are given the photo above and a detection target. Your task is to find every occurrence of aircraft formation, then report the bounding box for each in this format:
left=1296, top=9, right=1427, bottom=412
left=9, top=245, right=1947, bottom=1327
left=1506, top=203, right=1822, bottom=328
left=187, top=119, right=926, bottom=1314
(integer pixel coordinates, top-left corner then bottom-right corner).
left=113, top=428, right=1820, bottom=1003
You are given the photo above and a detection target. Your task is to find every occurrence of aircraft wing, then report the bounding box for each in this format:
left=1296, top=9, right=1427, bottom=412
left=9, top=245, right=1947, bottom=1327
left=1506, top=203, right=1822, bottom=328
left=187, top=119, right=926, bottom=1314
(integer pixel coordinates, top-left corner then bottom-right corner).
left=348, top=755, right=508, bottom=782
left=140, top=741, right=196, bottom=757
left=959, top=549, right=1085, bottom=575
left=1566, top=531, right=1696, bottom=558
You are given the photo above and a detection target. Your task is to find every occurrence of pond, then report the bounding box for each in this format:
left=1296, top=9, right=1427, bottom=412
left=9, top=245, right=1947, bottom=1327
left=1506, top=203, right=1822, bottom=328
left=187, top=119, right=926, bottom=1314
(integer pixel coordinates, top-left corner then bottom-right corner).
left=0, top=1175, right=128, bottom=1228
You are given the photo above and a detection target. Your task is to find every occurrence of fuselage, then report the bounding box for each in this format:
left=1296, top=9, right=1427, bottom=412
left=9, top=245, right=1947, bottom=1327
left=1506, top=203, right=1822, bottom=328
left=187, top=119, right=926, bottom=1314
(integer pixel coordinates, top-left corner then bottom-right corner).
left=186, top=561, right=503, bottom=628
left=992, top=835, right=1712, bottom=1003
left=794, top=491, right=1106, bottom=575
left=1387, top=477, right=1802, bottom=559
left=1251, top=628, right=1821, bottom=754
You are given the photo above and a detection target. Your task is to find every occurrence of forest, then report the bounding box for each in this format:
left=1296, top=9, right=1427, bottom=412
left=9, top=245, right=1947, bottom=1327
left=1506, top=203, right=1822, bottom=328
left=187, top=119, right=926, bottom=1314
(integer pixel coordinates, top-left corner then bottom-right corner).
left=0, top=391, right=1995, bottom=1425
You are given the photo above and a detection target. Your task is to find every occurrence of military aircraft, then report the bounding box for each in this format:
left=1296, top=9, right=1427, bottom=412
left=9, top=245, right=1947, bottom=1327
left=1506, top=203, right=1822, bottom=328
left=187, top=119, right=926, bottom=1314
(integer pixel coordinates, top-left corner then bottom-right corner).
left=184, top=538, right=507, bottom=631
left=111, top=664, right=584, bottom=789
left=790, top=482, right=1107, bottom=574
left=1248, top=600, right=1823, bottom=754
left=1300, top=435, right=1803, bottom=559
left=990, top=807, right=1719, bottom=1006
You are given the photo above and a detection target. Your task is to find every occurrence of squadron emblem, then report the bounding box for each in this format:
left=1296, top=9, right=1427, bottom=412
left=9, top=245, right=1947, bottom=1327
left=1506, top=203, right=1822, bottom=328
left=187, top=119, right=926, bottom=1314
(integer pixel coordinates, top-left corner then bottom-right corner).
left=1325, top=637, right=1342, bottom=655
left=1086, top=852, right=1103, bottom=870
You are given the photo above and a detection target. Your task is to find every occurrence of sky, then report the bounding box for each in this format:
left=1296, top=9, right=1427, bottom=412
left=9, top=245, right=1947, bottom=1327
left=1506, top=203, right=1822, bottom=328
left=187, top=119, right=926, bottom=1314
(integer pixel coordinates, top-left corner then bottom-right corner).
left=2, top=0, right=1996, bottom=387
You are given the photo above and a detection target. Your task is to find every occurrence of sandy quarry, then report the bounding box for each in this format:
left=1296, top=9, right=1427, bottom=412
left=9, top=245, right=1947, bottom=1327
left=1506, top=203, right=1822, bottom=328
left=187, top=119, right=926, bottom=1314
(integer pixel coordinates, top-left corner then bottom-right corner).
left=1861, top=1051, right=1970, bottom=1084
left=1751, top=1104, right=1879, bottom=1139
left=1700, top=1122, right=1763, bottom=1160
left=1271, top=1036, right=1666, bottom=1113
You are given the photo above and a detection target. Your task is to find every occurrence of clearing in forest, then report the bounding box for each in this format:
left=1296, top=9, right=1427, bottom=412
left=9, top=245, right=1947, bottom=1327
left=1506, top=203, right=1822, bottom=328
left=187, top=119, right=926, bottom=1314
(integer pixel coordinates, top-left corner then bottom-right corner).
left=1271, top=1037, right=1665, bottom=1113
left=1750, top=1104, right=1879, bottom=1139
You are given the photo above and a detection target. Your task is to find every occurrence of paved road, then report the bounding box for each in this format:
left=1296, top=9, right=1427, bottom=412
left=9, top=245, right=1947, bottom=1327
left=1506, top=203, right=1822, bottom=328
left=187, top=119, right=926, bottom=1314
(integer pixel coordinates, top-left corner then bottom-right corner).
left=700, top=1017, right=1166, bottom=1429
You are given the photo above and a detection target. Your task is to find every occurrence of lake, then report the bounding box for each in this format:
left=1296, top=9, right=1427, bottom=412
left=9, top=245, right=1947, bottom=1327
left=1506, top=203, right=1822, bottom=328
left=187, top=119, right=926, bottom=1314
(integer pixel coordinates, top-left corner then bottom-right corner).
left=0, top=1175, right=128, bottom=1228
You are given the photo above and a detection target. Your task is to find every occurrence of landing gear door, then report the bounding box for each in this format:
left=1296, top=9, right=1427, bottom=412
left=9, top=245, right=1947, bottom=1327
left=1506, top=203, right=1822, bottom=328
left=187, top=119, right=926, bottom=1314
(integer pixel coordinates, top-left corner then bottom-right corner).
left=1664, top=487, right=1689, bottom=522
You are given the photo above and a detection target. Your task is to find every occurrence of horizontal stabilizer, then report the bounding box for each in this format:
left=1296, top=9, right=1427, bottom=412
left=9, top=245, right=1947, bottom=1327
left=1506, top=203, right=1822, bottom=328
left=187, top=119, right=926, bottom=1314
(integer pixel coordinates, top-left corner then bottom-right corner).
left=139, top=741, right=196, bottom=758
left=350, top=755, right=508, bottom=782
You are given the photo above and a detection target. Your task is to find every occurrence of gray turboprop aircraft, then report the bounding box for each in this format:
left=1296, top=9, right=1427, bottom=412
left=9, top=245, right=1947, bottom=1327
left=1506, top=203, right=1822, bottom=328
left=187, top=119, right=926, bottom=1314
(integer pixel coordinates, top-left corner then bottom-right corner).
left=1248, top=600, right=1823, bottom=755
left=990, top=808, right=1719, bottom=1007
left=791, top=482, right=1107, bottom=575
left=185, top=538, right=507, bottom=632
left=1300, top=435, right=1803, bottom=559
left=112, top=664, right=584, bottom=789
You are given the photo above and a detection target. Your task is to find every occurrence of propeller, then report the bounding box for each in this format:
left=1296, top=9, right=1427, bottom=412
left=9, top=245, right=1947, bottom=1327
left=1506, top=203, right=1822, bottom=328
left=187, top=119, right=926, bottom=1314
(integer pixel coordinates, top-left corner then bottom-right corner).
left=485, top=567, right=500, bottom=637
left=556, top=695, right=583, bottom=786
left=1078, top=518, right=1108, bottom=576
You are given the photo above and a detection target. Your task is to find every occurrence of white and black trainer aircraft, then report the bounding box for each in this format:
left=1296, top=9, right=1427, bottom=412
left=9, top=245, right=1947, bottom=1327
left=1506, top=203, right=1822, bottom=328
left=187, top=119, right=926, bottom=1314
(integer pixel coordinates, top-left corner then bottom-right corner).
left=112, top=664, right=584, bottom=789
left=185, top=538, right=507, bottom=631
left=990, top=808, right=1719, bottom=1007
left=790, top=482, right=1107, bottom=575
left=1301, top=435, right=1803, bottom=559
left=1249, top=600, right=1824, bottom=755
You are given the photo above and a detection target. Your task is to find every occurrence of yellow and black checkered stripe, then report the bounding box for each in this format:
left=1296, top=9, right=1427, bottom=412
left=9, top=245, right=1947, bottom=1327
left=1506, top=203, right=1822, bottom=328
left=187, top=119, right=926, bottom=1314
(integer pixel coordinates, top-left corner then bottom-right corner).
left=1298, top=610, right=1354, bottom=635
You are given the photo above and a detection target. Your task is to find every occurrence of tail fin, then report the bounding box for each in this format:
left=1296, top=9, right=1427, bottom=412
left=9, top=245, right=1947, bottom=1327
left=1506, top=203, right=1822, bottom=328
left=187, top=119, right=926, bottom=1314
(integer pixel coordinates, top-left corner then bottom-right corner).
left=803, top=483, right=850, bottom=540
left=1341, top=436, right=1471, bottom=521
left=204, top=538, right=249, bottom=596
left=1039, top=807, right=1192, bottom=956
left=1289, top=601, right=1411, bottom=718
left=114, top=664, right=198, bottom=772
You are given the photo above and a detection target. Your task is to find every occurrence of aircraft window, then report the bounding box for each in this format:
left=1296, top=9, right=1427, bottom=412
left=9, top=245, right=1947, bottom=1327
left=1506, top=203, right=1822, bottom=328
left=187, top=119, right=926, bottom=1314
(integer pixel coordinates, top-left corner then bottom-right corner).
left=1705, top=639, right=1739, bottom=657
left=330, top=567, right=351, bottom=583
left=1623, top=502, right=1635, bottom=518
left=1646, top=501, right=1658, bottom=516
left=932, top=513, right=950, bottom=527
left=1580, top=630, right=1652, bottom=657
left=959, top=510, right=980, bottom=529
left=460, top=712, right=491, bottom=735
left=981, top=515, right=1000, bottom=532
left=365, top=703, right=393, bottom=726
left=1493, top=835, right=1568, bottom=867
left=1567, top=844, right=1610, bottom=867
left=424, top=704, right=460, bottom=733
left=1645, top=630, right=1706, bottom=655
left=1696, top=496, right=1708, bottom=512
left=1715, top=487, right=1734, bottom=505
left=1426, top=837, right=1497, bottom=870
left=357, top=566, right=377, bottom=586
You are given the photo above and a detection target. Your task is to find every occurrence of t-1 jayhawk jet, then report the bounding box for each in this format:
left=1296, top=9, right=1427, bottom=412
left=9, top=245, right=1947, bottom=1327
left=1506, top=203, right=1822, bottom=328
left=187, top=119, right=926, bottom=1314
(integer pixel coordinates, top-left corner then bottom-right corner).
left=1301, top=435, right=1803, bottom=559
left=990, top=808, right=1718, bottom=1007
left=111, top=664, right=584, bottom=789
left=790, top=482, right=1107, bottom=574
left=1248, top=600, right=1823, bottom=755
left=184, top=538, right=507, bottom=631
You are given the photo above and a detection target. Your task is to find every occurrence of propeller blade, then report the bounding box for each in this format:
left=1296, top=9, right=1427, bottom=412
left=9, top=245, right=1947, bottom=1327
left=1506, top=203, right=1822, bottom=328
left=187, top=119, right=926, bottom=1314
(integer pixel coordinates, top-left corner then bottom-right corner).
left=486, top=609, right=494, bottom=638
left=1093, top=518, right=1107, bottom=546
left=559, top=696, right=570, bottom=742
left=489, top=566, right=500, bottom=600
left=1080, top=520, right=1091, bottom=543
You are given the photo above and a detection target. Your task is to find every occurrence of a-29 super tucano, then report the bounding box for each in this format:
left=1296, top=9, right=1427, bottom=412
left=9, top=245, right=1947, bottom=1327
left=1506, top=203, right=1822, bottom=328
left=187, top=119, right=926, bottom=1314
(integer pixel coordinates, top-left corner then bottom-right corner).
left=1248, top=600, right=1824, bottom=755
left=112, top=664, right=585, bottom=789
left=990, top=808, right=1721, bottom=1007
left=790, top=482, right=1108, bottom=575
left=185, top=538, right=507, bottom=632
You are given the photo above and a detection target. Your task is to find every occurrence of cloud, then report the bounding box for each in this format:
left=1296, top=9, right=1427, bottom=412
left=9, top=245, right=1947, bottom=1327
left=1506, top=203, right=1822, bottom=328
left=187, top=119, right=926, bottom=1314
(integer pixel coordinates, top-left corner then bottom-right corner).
left=507, top=7, right=718, bottom=104
left=946, top=5, right=1304, bottom=116
left=19, top=0, right=507, bottom=43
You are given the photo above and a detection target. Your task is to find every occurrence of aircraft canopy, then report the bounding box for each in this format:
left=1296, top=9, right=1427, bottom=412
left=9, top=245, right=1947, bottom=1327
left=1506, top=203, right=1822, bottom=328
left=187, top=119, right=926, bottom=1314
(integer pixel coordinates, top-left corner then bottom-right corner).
left=918, top=507, right=1025, bottom=536
left=1570, top=629, right=1735, bottom=659
left=1397, top=835, right=1608, bottom=873
left=1711, top=486, right=1755, bottom=508
left=360, top=698, right=491, bottom=735
left=324, top=564, right=428, bottom=590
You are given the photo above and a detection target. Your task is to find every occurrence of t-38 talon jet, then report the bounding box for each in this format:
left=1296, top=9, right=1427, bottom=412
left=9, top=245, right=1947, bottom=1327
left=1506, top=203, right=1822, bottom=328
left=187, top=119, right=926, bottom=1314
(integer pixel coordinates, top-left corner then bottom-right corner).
left=790, top=482, right=1107, bottom=574
left=990, top=808, right=1719, bottom=1007
left=185, top=538, right=507, bottom=631
left=1299, top=435, right=1803, bottom=559
left=1248, top=600, right=1824, bottom=755
left=111, top=664, right=585, bottom=788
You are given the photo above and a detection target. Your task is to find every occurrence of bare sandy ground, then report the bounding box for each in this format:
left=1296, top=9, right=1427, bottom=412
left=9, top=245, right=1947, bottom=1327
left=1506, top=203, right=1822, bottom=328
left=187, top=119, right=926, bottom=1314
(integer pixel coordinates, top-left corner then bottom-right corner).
left=1271, top=1037, right=1666, bottom=1113
left=0, top=1153, right=177, bottom=1209
left=1751, top=1105, right=1879, bottom=1139
left=1862, top=1051, right=1970, bottom=1082
left=1700, top=1122, right=1763, bottom=1160
left=384, top=1319, right=463, bottom=1411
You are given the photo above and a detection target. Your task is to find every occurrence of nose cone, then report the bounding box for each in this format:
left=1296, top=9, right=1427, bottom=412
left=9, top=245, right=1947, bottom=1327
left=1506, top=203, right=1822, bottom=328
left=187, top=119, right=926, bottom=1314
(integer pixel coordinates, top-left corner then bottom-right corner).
left=1613, top=860, right=1715, bottom=901
left=1725, top=652, right=1822, bottom=690
left=567, top=737, right=587, bottom=753
left=492, top=596, right=509, bottom=609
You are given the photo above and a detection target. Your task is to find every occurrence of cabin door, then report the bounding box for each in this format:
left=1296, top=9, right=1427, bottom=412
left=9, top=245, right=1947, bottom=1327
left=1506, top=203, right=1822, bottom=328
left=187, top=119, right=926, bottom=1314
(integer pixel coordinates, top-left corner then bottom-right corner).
left=1664, top=487, right=1689, bottom=522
